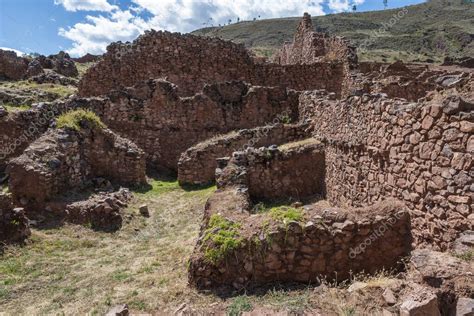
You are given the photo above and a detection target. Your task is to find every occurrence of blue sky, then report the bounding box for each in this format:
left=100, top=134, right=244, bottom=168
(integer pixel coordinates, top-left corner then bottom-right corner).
left=0, top=0, right=426, bottom=57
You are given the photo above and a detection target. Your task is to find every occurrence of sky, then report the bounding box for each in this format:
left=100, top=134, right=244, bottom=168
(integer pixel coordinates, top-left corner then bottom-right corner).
left=0, top=0, right=427, bottom=57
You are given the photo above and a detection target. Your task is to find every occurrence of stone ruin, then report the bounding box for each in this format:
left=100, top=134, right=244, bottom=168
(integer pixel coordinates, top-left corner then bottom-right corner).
left=0, top=13, right=472, bottom=312
left=0, top=50, right=79, bottom=81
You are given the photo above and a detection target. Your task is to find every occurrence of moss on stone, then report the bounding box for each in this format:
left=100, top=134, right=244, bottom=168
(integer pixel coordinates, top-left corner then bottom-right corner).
left=203, top=214, right=242, bottom=264
left=56, top=109, right=105, bottom=131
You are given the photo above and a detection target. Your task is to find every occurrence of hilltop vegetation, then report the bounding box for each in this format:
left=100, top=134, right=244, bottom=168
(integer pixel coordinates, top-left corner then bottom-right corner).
left=193, top=0, right=474, bottom=62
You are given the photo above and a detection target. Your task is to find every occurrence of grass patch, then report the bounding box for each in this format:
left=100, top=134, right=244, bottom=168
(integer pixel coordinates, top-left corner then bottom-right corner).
left=56, top=109, right=105, bottom=131
left=3, top=104, right=31, bottom=112
left=269, top=206, right=304, bottom=225
left=134, top=177, right=181, bottom=197
left=228, top=295, right=253, bottom=316
left=454, top=250, right=473, bottom=261
left=203, top=214, right=242, bottom=264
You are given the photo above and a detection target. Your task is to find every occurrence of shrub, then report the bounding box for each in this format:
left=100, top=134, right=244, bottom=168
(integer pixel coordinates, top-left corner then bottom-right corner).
left=56, top=109, right=105, bottom=131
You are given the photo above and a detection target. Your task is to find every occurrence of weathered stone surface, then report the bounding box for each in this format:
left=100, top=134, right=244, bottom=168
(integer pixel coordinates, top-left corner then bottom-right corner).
left=456, top=298, right=474, bottom=316
left=78, top=29, right=347, bottom=98
left=0, top=193, right=30, bottom=246
left=0, top=49, right=28, bottom=80
left=300, top=90, right=473, bottom=249
left=400, top=291, right=440, bottom=316
left=7, top=123, right=146, bottom=214
left=178, top=123, right=310, bottom=185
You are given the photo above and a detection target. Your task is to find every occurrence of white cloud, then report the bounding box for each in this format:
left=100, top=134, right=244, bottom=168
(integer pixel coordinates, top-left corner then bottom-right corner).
left=54, top=0, right=118, bottom=12
left=328, top=0, right=365, bottom=13
left=0, top=47, right=25, bottom=56
left=58, top=0, right=366, bottom=56
left=59, top=9, right=150, bottom=56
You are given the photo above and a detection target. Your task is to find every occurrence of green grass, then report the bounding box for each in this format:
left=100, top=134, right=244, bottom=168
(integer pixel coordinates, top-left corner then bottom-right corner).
left=56, top=109, right=105, bottom=131
left=3, top=104, right=31, bottom=112
left=228, top=296, right=253, bottom=316
left=269, top=206, right=304, bottom=225
left=202, top=214, right=242, bottom=264
left=454, top=250, right=473, bottom=261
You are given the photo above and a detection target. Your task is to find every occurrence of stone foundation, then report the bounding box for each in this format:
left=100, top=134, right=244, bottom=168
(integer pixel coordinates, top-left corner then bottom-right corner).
left=7, top=123, right=146, bottom=213
left=178, top=123, right=310, bottom=185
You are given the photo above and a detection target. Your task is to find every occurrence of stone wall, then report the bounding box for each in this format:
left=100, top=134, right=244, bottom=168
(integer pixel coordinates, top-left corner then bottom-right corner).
left=216, top=140, right=326, bottom=202
left=78, top=30, right=346, bottom=98
left=7, top=124, right=146, bottom=211
left=93, top=79, right=301, bottom=171
left=299, top=90, right=473, bottom=249
left=0, top=193, right=30, bottom=246
left=178, top=123, right=310, bottom=185
left=0, top=49, right=29, bottom=80
left=273, top=13, right=357, bottom=68
left=0, top=99, right=106, bottom=171
left=188, top=148, right=411, bottom=289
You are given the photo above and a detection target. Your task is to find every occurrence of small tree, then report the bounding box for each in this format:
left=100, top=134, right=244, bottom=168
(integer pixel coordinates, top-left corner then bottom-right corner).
left=352, top=4, right=357, bottom=11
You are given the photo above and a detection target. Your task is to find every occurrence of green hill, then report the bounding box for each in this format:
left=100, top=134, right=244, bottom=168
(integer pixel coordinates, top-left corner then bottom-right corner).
left=192, top=0, right=474, bottom=63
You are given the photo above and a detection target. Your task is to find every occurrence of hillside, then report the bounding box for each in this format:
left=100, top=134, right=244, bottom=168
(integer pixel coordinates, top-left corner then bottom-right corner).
left=192, top=0, right=474, bottom=63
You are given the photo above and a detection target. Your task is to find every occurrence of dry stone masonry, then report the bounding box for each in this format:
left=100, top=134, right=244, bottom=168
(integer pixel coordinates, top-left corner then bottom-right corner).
left=7, top=122, right=146, bottom=216
left=0, top=12, right=472, bottom=308
left=189, top=142, right=412, bottom=289
left=178, top=123, right=310, bottom=185
left=299, top=90, right=473, bottom=249
left=78, top=30, right=347, bottom=98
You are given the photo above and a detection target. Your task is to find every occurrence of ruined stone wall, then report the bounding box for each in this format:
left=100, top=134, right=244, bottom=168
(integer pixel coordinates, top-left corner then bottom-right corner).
left=272, top=13, right=357, bottom=98
left=244, top=141, right=326, bottom=201
left=0, top=99, right=106, bottom=171
left=189, top=150, right=411, bottom=289
left=7, top=125, right=146, bottom=210
left=274, top=13, right=357, bottom=68
left=0, top=193, right=30, bottom=245
left=78, top=30, right=346, bottom=98
left=299, top=91, right=473, bottom=249
left=0, top=50, right=28, bottom=80
left=178, top=123, right=310, bottom=185
left=94, top=80, right=301, bottom=171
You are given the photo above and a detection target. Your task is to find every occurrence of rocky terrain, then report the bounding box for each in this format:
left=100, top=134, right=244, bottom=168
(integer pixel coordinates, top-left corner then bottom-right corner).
left=0, top=8, right=472, bottom=316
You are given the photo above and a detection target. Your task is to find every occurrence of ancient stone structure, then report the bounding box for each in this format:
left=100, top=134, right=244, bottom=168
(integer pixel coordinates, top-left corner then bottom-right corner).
left=7, top=121, right=146, bottom=213
left=36, top=51, right=78, bottom=77
left=178, top=123, right=310, bottom=185
left=299, top=90, right=473, bottom=249
left=93, top=79, right=301, bottom=170
left=189, top=143, right=412, bottom=289
left=0, top=98, right=105, bottom=171
left=273, top=13, right=358, bottom=98
left=72, top=53, right=101, bottom=63
left=0, top=49, right=78, bottom=81
left=0, top=193, right=30, bottom=246
left=0, top=49, right=29, bottom=80
left=63, top=188, right=133, bottom=231
left=78, top=30, right=347, bottom=98
left=216, top=140, right=326, bottom=201
left=273, top=13, right=357, bottom=68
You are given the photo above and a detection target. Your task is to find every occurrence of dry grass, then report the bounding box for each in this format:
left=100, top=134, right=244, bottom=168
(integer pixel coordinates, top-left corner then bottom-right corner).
left=0, top=177, right=401, bottom=315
